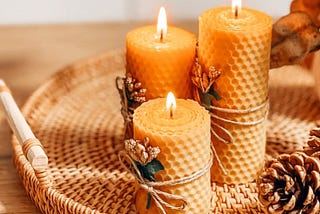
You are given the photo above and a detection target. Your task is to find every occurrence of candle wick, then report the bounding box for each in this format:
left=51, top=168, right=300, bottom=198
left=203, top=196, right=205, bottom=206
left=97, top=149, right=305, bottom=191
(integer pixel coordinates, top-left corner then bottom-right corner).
left=235, top=5, right=239, bottom=19
left=160, top=28, right=164, bottom=42
left=170, top=104, right=173, bottom=119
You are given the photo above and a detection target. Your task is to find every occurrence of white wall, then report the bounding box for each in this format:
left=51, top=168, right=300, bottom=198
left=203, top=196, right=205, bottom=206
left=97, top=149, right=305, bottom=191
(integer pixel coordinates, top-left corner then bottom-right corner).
left=0, top=0, right=292, bottom=25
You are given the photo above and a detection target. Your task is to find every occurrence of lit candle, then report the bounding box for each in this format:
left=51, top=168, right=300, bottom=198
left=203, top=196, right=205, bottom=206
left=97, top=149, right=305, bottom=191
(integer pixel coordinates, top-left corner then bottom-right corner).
left=198, top=0, right=272, bottom=184
left=157, top=7, right=167, bottom=42
left=126, top=7, right=196, bottom=100
left=232, top=0, right=241, bottom=18
left=166, top=91, right=176, bottom=118
left=133, top=93, right=211, bottom=213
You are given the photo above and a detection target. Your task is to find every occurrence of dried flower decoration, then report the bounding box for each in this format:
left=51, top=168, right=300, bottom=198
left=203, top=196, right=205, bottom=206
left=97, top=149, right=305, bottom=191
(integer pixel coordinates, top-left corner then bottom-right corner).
left=124, top=137, right=160, bottom=165
left=191, top=58, right=221, bottom=108
left=124, top=137, right=164, bottom=209
left=191, top=63, right=221, bottom=94
left=124, top=137, right=164, bottom=182
left=125, top=74, right=147, bottom=107
left=116, top=71, right=146, bottom=139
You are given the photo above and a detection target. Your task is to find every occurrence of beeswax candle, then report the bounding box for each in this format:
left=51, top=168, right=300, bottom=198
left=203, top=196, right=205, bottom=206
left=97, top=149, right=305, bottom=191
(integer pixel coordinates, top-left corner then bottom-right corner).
left=126, top=8, right=196, bottom=100
left=133, top=96, right=211, bottom=214
left=198, top=5, right=272, bottom=184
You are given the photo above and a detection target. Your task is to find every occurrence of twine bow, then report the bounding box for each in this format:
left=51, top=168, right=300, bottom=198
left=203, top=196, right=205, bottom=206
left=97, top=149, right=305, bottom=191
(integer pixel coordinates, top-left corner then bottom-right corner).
left=119, top=151, right=213, bottom=214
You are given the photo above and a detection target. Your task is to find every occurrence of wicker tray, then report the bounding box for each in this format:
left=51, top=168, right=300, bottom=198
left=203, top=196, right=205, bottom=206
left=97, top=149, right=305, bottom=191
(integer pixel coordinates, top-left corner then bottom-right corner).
left=12, top=50, right=320, bottom=213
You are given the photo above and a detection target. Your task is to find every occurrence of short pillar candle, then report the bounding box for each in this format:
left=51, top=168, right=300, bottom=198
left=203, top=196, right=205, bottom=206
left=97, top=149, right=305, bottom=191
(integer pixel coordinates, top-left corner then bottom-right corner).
left=133, top=96, right=211, bottom=213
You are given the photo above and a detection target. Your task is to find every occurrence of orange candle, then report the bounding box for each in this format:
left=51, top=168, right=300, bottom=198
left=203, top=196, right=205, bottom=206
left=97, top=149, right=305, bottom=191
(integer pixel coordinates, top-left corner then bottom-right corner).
left=126, top=7, right=196, bottom=100
left=198, top=1, right=272, bottom=184
left=133, top=93, right=211, bottom=214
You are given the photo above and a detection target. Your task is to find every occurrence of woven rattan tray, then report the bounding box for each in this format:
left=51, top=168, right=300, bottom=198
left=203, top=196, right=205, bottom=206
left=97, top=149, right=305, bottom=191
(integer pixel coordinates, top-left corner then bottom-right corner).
left=12, top=50, right=320, bottom=213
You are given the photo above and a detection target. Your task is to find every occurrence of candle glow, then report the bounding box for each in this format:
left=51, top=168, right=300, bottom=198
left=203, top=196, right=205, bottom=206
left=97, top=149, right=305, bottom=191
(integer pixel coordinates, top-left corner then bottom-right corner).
left=157, top=6, right=167, bottom=41
left=166, top=92, right=176, bottom=118
left=232, top=0, right=242, bottom=18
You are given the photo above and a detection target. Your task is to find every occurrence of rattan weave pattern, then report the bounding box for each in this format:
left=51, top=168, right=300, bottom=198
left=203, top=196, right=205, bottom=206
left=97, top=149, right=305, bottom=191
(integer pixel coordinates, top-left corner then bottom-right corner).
left=11, top=50, right=320, bottom=213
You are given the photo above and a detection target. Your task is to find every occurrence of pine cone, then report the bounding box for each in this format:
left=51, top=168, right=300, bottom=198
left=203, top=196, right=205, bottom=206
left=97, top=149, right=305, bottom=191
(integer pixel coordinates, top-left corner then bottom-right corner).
left=304, top=127, right=320, bottom=156
left=258, top=151, right=320, bottom=213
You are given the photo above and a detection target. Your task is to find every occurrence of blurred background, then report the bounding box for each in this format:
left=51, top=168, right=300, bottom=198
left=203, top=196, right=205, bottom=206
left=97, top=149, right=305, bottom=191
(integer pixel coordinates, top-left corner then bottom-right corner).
left=0, top=0, right=291, bottom=25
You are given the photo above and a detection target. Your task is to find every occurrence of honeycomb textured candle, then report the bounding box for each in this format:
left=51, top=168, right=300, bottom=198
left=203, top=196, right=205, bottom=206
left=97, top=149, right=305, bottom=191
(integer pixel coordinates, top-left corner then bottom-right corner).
left=126, top=26, right=196, bottom=100
left=133, top=99, right=211, bottom=214
left=198, top=7, right=272, bottom=184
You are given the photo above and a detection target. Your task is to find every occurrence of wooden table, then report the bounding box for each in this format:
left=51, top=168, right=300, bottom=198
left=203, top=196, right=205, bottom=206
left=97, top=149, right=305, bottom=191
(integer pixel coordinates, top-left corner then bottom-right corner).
left=0, top=21, right=197, bottom=214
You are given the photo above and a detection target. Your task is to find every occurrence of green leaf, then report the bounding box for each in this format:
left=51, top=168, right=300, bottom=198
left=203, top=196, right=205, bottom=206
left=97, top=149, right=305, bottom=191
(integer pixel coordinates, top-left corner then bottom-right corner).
left=199, top=87, right=222, bottom=111
left=134, top=159, right=164, bottom=182
left=134, top=161, right=153, bottom=181
left=146, top=193, right=152, bottom=209
left=133, top=159, right=164, bottom=210
left=211, top=89, right=221, bottom=101
left=200, top=91, right=214, bottom=108
left=207, top=85, right=221, bottom=101
left=145, top=159, right=164, bottom=180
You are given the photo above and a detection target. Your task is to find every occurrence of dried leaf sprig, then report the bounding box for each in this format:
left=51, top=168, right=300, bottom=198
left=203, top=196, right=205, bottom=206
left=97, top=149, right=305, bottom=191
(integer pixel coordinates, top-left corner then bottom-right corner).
left=191, top=62, right=220, bottom=94
left=191, top=58, right=221, bottom=105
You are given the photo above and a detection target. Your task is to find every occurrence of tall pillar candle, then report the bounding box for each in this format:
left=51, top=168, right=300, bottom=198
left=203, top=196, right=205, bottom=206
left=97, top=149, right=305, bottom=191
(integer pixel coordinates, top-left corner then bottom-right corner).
left=126, top=8, right=196, bottom=100
left=133, top=97, right=211, bottom=213
left=198, top=6, right=272, bottom=184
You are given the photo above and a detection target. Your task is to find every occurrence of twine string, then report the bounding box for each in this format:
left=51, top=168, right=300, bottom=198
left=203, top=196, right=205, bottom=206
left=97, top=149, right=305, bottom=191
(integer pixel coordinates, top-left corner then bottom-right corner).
left=205, top=100, right=269, bottom=144
left=210, top=143, right=228, bottom=175
left=119, top=151, right=213, bottom=214
left=206, top=100, right=268, bottom=114
left=203, top=99, right=269, bottom=174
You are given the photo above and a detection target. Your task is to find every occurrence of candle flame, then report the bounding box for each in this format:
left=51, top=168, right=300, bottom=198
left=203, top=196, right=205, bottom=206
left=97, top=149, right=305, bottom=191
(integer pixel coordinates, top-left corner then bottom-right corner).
left=232, top=0, right=242, bottom=18
left=157, top=6, right=167, bottom=41
left=166, top=92, right=176, bottom=118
